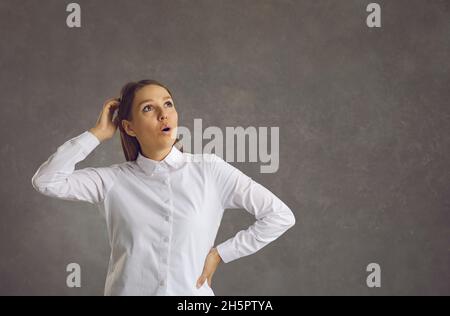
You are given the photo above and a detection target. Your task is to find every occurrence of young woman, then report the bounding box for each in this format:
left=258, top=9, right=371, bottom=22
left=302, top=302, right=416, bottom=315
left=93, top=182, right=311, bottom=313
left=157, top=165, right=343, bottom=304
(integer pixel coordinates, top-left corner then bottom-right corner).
left=31, top=79, right=296, bottom=296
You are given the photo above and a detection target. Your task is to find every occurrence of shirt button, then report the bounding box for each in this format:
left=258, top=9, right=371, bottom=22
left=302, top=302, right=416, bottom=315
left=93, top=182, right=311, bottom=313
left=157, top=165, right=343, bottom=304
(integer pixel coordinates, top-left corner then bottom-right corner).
left=159, top=280, right=165, bottom=286
left=163, top=236, right=169, bottom=243
left=164, top=215, right=170, bottom=222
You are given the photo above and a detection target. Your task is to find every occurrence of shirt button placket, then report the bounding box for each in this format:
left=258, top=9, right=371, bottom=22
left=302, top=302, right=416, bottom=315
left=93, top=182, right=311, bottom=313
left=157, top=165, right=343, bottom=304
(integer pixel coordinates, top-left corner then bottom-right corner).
left=159, top=174, right=171, bottom=293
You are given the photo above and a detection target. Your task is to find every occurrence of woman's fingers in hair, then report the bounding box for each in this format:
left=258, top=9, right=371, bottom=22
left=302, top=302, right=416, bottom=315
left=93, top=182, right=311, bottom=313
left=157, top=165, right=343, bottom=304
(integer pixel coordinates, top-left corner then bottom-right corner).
left=103, top=97, right=120, bottom=109
left=104, top=100, right=120, bottom=118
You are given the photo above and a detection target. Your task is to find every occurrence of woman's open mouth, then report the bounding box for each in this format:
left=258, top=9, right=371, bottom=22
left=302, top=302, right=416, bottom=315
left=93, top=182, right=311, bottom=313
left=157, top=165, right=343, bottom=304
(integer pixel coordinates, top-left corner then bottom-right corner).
left=161, top=126, right=172, bottom=134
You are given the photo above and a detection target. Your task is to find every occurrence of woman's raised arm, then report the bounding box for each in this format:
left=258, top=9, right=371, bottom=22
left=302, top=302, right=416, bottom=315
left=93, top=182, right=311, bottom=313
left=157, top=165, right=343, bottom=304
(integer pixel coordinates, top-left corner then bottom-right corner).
left=31, top=98, right=120, bottom=205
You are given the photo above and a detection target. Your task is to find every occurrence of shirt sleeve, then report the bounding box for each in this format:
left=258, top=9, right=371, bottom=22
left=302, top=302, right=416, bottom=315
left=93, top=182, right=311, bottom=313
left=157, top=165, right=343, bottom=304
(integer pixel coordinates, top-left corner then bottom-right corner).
left=207, top=154, right=296, bottom=264
left=31, top=130, right=115, bottom=205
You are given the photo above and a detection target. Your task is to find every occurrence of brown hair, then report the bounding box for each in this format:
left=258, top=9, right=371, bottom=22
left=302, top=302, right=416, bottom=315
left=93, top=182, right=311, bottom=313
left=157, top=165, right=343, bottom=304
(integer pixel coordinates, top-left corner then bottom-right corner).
left=117, top=79, right=183, bottom=161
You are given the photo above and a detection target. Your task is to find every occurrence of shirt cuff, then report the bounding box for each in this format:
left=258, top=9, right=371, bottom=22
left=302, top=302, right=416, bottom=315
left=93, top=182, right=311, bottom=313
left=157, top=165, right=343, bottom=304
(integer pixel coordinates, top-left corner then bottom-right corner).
left=216, top=239, right=239, bottom=264
left=76, top=130, right=101, bottom=155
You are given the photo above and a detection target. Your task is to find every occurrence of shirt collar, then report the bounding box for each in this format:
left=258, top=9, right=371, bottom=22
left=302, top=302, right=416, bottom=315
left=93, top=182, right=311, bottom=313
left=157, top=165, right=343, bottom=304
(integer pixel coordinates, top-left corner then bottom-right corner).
left=136, top=145, right=184, bottom=176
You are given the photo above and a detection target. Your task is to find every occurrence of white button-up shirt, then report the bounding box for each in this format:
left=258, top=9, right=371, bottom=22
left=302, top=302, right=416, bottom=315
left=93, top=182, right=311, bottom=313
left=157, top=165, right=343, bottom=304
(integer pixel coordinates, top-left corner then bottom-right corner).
left=31, top=131, right=296, bottom=296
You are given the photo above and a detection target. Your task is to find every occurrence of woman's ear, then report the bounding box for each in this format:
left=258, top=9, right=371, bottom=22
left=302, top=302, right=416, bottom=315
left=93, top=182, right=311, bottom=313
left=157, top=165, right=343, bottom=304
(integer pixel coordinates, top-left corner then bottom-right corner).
left=122, top=119, right=137, bottom=137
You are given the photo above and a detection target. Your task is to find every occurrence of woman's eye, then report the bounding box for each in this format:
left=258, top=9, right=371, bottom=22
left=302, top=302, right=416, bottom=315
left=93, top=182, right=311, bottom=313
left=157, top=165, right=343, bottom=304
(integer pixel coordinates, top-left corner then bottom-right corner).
left=143, top=105, right=154, bottom=112
left=165, top=101, right=173, bottom=107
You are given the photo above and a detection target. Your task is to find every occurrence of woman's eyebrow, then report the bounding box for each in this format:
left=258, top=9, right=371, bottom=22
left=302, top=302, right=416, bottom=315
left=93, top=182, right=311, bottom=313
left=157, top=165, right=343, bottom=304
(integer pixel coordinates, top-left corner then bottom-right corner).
left=138, top=96, right=172, bottom=107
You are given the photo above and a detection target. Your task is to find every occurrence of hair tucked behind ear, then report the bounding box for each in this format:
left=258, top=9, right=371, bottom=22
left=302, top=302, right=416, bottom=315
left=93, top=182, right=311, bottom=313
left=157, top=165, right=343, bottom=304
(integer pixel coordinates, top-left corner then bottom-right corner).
left=116, top=79, right=183, bottom=161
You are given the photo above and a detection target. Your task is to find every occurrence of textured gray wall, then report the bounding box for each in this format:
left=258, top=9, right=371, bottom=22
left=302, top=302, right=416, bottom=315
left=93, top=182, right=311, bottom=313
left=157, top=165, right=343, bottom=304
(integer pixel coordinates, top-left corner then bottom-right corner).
left=1, top=0, right=449, bottom=295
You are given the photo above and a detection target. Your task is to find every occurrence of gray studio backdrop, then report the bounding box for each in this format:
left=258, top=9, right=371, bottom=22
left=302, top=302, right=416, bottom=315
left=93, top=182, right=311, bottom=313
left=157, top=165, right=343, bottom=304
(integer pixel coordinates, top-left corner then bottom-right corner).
left=1, top=0, right=449, bottom=295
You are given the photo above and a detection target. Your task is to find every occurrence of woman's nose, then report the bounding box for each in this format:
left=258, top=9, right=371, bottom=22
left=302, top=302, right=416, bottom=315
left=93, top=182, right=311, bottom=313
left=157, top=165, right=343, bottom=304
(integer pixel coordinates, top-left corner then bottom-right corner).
left=158, top=111, right=168, bottom=121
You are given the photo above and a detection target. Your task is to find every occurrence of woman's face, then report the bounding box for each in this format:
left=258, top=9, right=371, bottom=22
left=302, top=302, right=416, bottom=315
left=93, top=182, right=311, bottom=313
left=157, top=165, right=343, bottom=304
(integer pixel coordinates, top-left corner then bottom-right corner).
left=122, top=84, right=178, bottom=151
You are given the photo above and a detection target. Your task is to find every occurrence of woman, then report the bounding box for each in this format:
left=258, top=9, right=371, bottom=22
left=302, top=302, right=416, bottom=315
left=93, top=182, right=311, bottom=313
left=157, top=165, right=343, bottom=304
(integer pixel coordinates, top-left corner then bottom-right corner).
left=31, top=79, right=296, bottom=296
